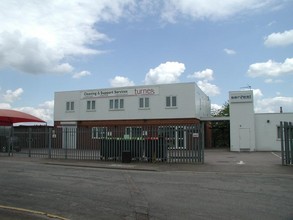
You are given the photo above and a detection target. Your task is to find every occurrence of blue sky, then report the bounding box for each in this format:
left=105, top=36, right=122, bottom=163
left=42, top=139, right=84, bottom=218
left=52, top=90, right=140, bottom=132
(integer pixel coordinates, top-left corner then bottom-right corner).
left=0, top=0, right=292, bottom=125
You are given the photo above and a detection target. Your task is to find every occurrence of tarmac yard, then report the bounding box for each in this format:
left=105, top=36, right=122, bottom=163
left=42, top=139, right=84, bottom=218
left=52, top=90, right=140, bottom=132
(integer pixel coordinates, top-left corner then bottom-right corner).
left=0, top=150, right=292, bottom=220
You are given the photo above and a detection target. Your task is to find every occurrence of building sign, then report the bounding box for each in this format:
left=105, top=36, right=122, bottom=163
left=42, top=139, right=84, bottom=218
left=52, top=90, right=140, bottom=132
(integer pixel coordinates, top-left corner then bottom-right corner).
left=193, top=133, right=199, bottom=138
left=229, top=91, right=253, bottom=103
left=81, top=87, right=159, bottom=99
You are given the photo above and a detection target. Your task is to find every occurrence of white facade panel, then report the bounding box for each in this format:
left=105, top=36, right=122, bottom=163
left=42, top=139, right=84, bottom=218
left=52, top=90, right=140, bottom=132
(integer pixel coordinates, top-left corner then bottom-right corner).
left=229, top=90, right=256, bottom=151
left=54, top=82, right=210, bottom=122
left=255, top=113, right=293, bottom=151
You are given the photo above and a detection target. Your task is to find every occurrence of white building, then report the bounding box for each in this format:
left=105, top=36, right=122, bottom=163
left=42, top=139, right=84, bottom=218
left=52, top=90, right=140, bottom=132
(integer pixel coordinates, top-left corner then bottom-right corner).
left=54, top=82, right=211, bottom=127
left=54, top=83, right=292, bottom=152
left=229, top=90, right=293, bottom=151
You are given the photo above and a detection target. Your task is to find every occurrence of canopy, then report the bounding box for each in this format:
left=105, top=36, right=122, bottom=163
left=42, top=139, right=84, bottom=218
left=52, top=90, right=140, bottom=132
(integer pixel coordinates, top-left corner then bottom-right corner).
left=0, top=109, right=46, bottom=126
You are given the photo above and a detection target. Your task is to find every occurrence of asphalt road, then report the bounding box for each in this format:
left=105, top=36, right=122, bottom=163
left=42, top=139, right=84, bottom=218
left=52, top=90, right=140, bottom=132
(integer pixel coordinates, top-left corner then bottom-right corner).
left=0, top=151, right=293, bottom=220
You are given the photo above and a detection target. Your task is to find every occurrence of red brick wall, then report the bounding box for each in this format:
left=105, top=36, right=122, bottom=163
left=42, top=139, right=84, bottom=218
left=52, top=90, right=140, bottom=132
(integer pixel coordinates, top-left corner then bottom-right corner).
left=55, top=118, right=200, bottom=127
left=54, top=118, right=214, bottom=148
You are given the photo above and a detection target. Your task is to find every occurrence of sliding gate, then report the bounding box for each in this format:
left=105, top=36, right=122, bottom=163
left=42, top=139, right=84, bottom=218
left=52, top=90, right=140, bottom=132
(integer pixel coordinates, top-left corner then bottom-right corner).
left=99, top=125, right=204, bottom=163
left=1, top=124, right=204, bottom=163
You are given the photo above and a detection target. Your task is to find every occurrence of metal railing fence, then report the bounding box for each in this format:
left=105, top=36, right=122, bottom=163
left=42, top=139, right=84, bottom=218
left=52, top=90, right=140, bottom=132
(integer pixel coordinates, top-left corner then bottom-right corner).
left=1, top=124, right=204, bottom=163
left=280, top=121, right=293, bottom=166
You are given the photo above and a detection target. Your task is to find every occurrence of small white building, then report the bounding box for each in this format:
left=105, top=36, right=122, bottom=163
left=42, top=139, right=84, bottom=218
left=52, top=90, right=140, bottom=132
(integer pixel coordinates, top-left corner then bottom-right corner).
left=229, top=90, right=293, bottom=151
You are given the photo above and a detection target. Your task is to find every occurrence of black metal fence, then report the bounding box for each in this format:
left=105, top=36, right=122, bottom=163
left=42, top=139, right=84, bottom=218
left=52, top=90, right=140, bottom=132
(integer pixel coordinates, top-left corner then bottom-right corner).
left=280, top=121, right=293, bottom=166
left=0, top=125, right=204, bottom=164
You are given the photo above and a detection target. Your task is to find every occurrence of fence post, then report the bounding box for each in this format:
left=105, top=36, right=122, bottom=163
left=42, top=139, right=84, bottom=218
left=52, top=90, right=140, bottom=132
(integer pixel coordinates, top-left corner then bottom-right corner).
left=280, top=122, right=284, bottom=166
left=8, top=126, right=14, bottom=157
left=288, top=122, right=293, bottom=164
left=284, top=122, right=289, bottom=165
left=48, top=127, right=52, bottom=159
left=65, top=128, right=68, bottom=159
left=200, top=122, right=205, bottom=164
left=28, top=127, right=32, bottom=157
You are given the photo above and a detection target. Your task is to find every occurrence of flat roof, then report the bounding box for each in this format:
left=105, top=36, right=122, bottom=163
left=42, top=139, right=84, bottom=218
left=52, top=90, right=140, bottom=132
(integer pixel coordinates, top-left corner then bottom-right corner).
left=200, top=117, right=230, bottom=121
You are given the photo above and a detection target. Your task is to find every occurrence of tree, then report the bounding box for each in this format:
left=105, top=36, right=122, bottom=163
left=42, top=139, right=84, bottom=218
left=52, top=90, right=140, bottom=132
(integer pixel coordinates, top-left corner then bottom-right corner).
left=211, top=102, right=230, bottom=148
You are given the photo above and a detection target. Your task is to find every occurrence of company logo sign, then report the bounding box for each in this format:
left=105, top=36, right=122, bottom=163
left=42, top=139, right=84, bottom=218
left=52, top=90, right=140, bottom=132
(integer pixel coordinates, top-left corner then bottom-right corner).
left=81, top=87, right=159, bottom=99
left=229, top=91, right=253, bottom=103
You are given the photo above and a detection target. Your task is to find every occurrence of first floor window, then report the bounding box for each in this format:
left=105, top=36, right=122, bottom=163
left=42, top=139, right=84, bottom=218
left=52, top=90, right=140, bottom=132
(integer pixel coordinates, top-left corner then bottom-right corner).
left=66, top=101, right=74, bottom=111
left=87, top=100, right=96, bottom=111
left=166, top=96, right=177, bottom=108
left=139, top=97, right=150, bottom=109
left=109, top=99, right=124, bottom=110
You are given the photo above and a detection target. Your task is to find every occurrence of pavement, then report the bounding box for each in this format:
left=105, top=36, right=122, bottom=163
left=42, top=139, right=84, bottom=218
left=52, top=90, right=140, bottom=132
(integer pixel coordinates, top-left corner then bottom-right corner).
left=45, top=149, right=293, bottom=175
left=2, top=149, right=292, bottom=175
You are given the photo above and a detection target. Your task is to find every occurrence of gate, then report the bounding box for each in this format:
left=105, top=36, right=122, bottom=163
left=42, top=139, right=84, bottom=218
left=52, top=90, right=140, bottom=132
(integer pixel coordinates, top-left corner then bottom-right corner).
left=1, top=124, right=204, bottom=164
left=280, top=121, right=293, bottom=166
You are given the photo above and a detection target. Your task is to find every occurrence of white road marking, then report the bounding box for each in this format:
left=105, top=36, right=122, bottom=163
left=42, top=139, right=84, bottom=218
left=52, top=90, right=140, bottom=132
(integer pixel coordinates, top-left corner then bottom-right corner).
left=237, top=160, right=245, bottom=165
left=271, top=152, right=282, bottom=159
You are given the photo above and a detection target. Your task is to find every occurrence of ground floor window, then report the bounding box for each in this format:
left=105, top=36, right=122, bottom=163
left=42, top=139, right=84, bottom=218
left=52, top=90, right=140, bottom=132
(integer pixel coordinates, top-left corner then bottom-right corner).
left=92, top=127, right=108, bottom=139
left=159, top=126, right=186, bottom=148
left=125, top=127, right=142, bottom=138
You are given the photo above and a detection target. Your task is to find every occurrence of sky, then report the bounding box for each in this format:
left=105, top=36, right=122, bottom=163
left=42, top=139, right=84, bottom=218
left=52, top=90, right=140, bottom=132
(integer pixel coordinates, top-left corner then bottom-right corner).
left=0, top=0, right=292, bottom=125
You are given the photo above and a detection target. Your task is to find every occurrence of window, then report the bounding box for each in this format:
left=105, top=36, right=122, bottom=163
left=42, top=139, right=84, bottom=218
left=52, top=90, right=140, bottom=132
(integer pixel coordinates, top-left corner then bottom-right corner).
left=139, top=97, right=150, bottom=109
left=87, top=100, right=96, bottom=111
left=109, top=99, right=113, bottom=109
left=66, top=101, right=74, bottom=111
left=92, top=127, right=107, bottom=139
left=166, top=96, right=177, bottom=108
left=109, top=99, right=124, bottom=110
left=125, top=127, right=142, bottom=138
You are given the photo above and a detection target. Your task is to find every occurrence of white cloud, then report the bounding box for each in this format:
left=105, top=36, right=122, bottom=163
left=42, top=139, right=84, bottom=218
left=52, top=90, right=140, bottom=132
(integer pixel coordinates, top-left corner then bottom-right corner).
left=267, top=21, right=276, bottom=27
left=188, top=69, right=214, bottom=80
left=197, top=80, right=220, bottom=97
left=188, top=68, right=220, bottom=97
left=0, top=0, right=134, bottom=75
left=161, top=0, right=278, bottom=22
left=0, top=100, right=54, bottom=125
left=144, top=61, right=185, bottom=85
left=16, top=100, right=54, bottom=125
left=252, top=88, right=293, bottom=113
left=247, top=58, right=293, bottom=78
left=211, top=103, right=222, bottom=115
left=252, top=89, right=263, bottom=99
left=224, top=48, right=236, bottom=55
left=73, top=71, right=91, bottom=79
left=264, top=78, right=283, bottom=83
left=264, top=29, right=293, bottom=47
left=2, top=88, right=23, bottom=103
left=254, top=96, right=293, bottom=113
left=0, top=103, right=11, bottom=109
left=110, top=76, right=135, bottom=87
